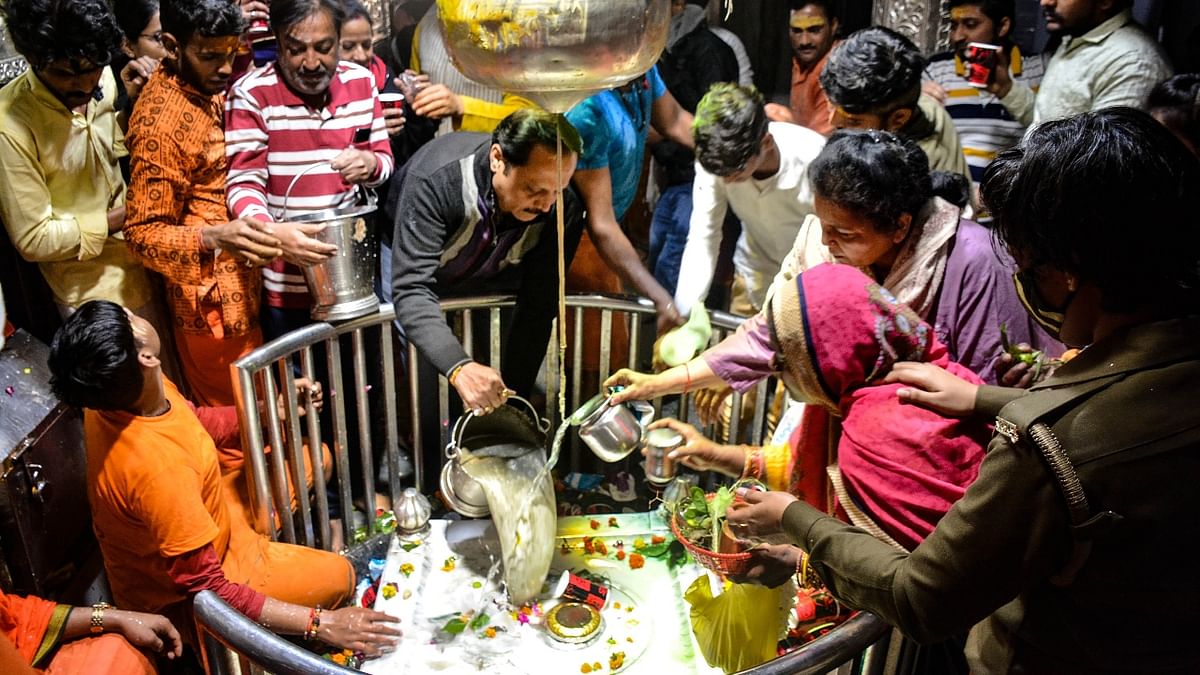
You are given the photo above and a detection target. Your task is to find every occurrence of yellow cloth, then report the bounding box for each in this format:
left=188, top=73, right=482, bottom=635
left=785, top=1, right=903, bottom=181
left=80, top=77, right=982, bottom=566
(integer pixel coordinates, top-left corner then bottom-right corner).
left=458, top=93, right=537, bottom=133
left=0, top=68, right=149, bottom=309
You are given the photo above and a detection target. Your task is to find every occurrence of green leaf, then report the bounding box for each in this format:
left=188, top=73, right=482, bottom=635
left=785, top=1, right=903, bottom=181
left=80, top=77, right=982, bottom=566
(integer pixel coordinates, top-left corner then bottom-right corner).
left=666, top=540, right=688, bottom=569
left=708, top=486, right=735, bottom=545
left=468, top=612, right=490, bottom=631
left=400, top=541, right=421, bottom=552
left=442, top=618, right=467, bottom=634
left=638, top=542, right=672, bottom=557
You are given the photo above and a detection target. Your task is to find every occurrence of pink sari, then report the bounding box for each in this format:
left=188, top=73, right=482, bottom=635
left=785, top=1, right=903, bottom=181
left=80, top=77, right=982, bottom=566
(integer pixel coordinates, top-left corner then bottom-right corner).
left=768, top=264, right=990, bottom=550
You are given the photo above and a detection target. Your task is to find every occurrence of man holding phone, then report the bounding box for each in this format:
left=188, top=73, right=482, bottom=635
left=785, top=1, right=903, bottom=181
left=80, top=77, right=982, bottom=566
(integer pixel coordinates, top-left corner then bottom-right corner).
left=225, top=0, right=393, bottom=341
left=923, top=0, right=1045, bottom=217
left=989, top=0, right=1170, bottom=129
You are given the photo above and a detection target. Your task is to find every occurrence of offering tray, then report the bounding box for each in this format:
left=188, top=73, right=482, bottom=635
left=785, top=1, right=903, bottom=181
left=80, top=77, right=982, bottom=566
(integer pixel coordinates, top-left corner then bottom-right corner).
left=363, top=514, right=723, bottom=675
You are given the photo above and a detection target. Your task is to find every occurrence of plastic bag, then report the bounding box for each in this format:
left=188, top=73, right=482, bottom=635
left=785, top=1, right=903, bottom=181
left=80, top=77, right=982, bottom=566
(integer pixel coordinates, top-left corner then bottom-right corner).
left=656, top=305, right=712, bottom=367
left=684, top=573, right=794, bottom=673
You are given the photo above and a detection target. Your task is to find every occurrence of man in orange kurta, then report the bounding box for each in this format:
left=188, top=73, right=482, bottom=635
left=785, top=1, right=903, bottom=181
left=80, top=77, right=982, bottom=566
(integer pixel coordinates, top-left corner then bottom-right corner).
left=46, top=301, right=400, bottom=655
left=0, top=587, right=180, bottom=673
left=123, top=3, right=282, bottom=406
left=766, top=1, right=840, bottom=135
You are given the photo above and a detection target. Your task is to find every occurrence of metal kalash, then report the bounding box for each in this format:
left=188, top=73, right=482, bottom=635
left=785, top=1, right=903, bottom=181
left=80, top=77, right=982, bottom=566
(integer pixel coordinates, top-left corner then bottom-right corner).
left=437, top=0, right=671, bottom=114
left=440, top=395, right=550, bottom=518
left=278, top=163, right=380, bottom=322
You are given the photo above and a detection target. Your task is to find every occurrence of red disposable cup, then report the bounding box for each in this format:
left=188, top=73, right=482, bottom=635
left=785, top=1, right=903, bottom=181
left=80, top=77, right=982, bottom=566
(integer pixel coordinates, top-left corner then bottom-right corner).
left=554, top=570, right=608, bottom=610
left=378, top=92, right=405, bottom=110
left=964, top=42, right=1001, bottom=88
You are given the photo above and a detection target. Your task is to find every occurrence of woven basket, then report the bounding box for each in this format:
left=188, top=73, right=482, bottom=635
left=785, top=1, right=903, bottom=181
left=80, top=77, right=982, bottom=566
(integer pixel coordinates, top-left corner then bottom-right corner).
left=669, top=510, right=753, bottom=577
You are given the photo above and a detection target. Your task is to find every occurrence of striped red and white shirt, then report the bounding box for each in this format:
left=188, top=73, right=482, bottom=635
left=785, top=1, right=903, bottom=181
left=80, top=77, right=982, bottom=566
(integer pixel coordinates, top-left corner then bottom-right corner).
left=225, top=62, right=392, bottom=309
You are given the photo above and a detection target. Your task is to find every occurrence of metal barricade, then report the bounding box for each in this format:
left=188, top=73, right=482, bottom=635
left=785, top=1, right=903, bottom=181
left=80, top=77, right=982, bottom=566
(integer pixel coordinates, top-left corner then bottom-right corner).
left=215, top=294, right=887, bottom=674
left=230, top=295, right=773, bottom=547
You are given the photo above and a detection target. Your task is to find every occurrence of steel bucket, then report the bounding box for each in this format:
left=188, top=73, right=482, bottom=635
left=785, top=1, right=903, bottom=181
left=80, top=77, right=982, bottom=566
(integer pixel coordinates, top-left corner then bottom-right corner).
left=279, top=164, right=381, bottom=322
left=441, top=396, right=549, bottom=518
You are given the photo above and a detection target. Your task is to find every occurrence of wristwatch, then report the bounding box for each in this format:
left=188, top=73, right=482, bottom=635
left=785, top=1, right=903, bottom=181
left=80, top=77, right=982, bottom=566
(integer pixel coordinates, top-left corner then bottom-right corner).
left=91, top=602, right=112, bottom=634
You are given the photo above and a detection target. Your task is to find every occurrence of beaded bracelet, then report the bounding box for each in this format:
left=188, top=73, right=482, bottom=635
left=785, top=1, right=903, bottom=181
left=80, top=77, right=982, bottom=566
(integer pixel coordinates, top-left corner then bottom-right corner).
left=304, top=606, right=323, bottom=641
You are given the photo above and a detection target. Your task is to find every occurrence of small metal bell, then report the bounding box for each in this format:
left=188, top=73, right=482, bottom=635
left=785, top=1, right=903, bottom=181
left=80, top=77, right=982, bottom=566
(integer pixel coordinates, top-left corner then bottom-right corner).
left=394, top=487, right=432, bottom=538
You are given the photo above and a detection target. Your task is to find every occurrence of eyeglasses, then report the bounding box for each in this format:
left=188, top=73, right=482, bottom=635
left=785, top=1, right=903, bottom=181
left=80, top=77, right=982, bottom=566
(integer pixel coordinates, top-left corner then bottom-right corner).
left=139, top=31, right=164, bottom=45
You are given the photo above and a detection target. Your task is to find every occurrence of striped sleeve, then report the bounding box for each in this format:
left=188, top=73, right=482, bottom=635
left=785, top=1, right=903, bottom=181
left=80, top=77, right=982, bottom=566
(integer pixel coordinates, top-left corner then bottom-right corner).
left=365, top=79, right=393, bottom=188
left=224, top=72, right=272, bottom=222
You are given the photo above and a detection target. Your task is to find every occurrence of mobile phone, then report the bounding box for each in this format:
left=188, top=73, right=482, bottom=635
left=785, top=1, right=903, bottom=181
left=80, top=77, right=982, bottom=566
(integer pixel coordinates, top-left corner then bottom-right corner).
left=352, top=127, right=371, bottom=145
left=964, top=42, right=1002, bottom=88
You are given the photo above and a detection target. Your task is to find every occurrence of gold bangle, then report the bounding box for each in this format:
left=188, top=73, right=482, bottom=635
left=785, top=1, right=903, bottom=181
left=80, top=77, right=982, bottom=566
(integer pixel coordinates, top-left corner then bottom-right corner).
left=448, top=364, right=466, bottom=386
left=91, top=602, right=112, bottom=634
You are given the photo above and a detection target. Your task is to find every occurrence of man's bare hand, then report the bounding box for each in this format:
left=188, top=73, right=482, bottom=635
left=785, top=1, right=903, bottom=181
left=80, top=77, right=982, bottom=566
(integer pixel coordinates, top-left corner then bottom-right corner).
left=107, top=609, right=184, bottom=659
left=108, top=205, right=127, bottom=233
left=120, top=56, right=159, bottom=103
left=921, top=79, right=948, bottom=105
left=271, top=221, right=338, bottom=265
left=238, top=0, right=269, bottom=23
left=985, top=47, right=1013, bottom=98
left=764, top=103, right=797, bottom=124
left=276, top=377, right=323, bottom=418
left=410, top=84, right=463, bottom=120
left=726, top=488, right=798, bottom=539
left=382, top=106, right=406, bottom=137
left=655, top=300, right=684, bottom=335
left=882, top=361, right=979, bottom=417
left=452, top=362, right=510, bottom=415
left=330, top=148, right=378, bottom=184
left=727, top=544, right=803, bottom=588
left=201, top=218, right=282, bottom=266
left=317, top=607, right=401, bottom=657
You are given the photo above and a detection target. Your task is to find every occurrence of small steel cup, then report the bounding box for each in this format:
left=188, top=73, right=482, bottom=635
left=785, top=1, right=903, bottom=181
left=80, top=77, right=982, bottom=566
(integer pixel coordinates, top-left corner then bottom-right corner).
left=643, top=427, right=681, bottom=485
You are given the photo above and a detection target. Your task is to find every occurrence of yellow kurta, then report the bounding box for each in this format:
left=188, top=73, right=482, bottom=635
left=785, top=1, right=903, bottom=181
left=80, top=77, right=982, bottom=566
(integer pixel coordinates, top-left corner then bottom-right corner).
left=0, top=67, right=149, bottom=309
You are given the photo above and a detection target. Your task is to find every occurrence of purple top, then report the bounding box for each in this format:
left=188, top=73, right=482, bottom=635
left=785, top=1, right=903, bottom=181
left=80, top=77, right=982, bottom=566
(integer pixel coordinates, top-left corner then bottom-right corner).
left=932, top=219, right=1063, bottom=382
left=703, top=220, right=1063, bottom=387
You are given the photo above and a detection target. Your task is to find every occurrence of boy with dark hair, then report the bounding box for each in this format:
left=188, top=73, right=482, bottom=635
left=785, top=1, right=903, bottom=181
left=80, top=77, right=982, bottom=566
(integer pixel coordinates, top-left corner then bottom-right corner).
left=820, top=26, right=970, bottom=181
left=0, top=0, right=152, bottom=316
left=48, top=300, right=400, bottom=652
left=924, top=0, right=1045, bottom=211
left=676, top=83, right=823, bottom=318
left=124, top=0, right=288, bottom=407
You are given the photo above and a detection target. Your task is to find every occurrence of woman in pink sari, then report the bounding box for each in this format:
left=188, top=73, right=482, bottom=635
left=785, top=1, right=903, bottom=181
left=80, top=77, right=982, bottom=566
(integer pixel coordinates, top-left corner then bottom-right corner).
left=609, top=263, right=989, bottom=561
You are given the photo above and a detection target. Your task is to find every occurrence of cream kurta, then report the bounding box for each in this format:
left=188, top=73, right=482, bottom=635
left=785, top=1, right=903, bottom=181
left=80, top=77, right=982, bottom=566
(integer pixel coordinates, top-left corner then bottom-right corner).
left=0, top=67, right=149, bottom=309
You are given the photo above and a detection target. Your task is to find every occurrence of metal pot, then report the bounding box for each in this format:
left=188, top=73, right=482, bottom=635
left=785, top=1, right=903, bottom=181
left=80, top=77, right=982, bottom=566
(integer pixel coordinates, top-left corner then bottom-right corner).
left=279, top=164, right=381, bottom=322
left=437, top=0, right=671, bottom=113
left=440, top=396, right=549, bottom=518
left=571, top=393, right=655, bottom=463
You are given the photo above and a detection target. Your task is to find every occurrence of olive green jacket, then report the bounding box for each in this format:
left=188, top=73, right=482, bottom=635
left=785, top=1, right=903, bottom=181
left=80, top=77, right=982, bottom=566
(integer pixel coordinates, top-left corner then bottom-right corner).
left=782, top=316, right=1200, bottom=673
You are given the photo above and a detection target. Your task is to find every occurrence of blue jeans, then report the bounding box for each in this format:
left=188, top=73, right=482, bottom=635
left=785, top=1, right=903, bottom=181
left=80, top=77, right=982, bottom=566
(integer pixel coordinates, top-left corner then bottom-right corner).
left=648, top=183, right=693, bottom=296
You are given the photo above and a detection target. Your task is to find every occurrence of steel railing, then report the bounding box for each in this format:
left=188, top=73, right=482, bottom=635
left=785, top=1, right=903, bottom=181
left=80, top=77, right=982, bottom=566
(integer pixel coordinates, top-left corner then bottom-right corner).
left=213, top=294, right=888, bottom=675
